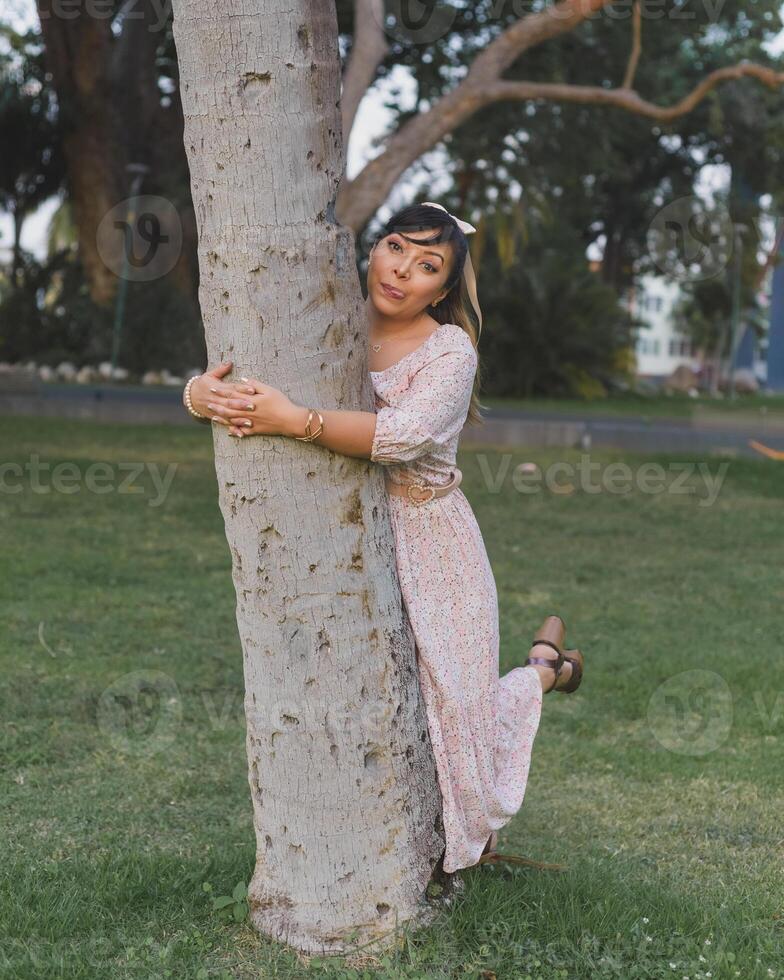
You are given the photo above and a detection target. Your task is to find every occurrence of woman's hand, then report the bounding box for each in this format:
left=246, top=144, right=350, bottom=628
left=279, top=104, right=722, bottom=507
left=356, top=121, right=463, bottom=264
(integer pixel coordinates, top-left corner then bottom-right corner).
left=185, top=361, right=257, bottom=423
left=206, top=374, right=307, bottom=439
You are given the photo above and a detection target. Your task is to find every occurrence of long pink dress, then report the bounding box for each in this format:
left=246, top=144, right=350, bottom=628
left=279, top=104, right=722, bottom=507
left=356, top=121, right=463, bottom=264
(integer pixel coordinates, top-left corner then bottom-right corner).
left=370, top=322, right=544, bottom=873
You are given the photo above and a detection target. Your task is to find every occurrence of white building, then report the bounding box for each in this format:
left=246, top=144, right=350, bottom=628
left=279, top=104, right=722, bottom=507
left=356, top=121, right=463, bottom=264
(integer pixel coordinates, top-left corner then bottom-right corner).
left=627, top=275, right=701, bottom=380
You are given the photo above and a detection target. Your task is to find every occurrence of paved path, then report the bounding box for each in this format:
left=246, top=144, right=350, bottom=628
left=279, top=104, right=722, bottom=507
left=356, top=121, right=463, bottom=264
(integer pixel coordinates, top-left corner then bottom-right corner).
left=1, top=381, right=783, bottom=459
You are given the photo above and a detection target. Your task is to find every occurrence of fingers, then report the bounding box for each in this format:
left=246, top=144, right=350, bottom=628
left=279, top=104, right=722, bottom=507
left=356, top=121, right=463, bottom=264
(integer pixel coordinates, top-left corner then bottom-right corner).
left=201, top=362, right=259, bottom=396
left=206, top=360, right=233, bottom=377
left=207, top=395, right=255, bottom=411
left=205, top=399, right=255, bottom=418
left=212, top=414, right=251, bottom=431
left=208, top=382, right=256, bottom=397
left=239, top=376, right=262, bottom=393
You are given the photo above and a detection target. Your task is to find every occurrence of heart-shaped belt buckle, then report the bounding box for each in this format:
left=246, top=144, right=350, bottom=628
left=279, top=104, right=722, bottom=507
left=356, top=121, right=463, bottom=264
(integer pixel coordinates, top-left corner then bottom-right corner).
left=407, top=481, right=435, bottom=505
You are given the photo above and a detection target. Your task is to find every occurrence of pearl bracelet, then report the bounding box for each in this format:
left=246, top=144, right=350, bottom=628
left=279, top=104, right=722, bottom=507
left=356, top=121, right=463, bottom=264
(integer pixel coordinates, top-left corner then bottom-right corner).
left=183, top=375, right=212, bottom=424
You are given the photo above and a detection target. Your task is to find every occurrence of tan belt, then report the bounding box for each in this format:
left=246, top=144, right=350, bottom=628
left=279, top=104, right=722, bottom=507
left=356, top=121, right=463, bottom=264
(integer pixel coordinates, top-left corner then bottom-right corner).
left=384, top=468, right=462, bottom=506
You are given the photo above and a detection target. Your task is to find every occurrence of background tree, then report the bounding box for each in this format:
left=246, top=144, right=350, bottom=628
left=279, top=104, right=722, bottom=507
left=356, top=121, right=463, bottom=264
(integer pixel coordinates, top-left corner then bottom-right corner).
left=32, top=0, right=198, bottom=309
left=335, top=0, right=784, bottom=233
left=2, top=0, right=782, bottom=392
left=0, top=24, right=64, bottom=289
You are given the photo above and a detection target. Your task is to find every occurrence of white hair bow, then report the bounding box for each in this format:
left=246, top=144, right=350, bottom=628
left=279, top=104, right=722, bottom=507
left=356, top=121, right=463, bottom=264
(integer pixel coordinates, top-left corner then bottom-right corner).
left=421, top=201, right=482, bottom=338
left=422, top=200, right=477, bottom=236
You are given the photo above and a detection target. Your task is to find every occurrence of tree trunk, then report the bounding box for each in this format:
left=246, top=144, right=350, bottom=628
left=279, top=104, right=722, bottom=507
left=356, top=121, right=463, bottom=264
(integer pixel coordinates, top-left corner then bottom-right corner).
left=35, top=1, right=128, bottom=307
left=12, top=206, right=23, bottom=289
left=170, top=0, right=447, bottom=954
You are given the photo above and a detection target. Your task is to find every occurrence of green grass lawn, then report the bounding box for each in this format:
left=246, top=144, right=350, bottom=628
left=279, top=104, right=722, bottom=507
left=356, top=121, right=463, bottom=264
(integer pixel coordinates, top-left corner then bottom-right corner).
left=481, top=391, right=784, bottom=424
left=1, top=415, right=782, bottom=979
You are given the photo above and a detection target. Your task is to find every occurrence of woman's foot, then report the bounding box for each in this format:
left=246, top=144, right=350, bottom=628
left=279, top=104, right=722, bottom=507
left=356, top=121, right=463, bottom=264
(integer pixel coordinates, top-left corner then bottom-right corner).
left=527, top=642, right=573, bottom=693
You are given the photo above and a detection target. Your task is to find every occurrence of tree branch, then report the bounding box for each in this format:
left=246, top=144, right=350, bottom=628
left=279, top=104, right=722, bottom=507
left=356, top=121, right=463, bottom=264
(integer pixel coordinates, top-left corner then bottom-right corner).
left=484, top=62, right=784, bottom=121
left=622, top=0, right=642, bottom=90
left=341, top=0, right=389, bottom=145
left=335, top=0, right=783, bottom=235
left=336, top=0, right=613, bottom=231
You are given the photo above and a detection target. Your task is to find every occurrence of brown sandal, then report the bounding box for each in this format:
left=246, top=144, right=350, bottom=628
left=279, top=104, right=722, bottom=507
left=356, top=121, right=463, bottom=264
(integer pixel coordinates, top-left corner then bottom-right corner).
left=559, top=648, right=584, bottom=694
left=524, top=615, right=584, bottom=695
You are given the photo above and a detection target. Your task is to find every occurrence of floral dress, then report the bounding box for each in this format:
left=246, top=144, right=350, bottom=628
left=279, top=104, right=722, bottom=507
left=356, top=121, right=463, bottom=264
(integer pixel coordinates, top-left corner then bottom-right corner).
left=370, top=322, right=544, bottom=873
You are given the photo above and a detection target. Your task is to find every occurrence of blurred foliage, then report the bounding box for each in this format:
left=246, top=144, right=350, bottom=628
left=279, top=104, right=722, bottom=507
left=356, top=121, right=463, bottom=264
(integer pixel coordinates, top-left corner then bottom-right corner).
left=356, top=0, right=783, bottom=394
left=0, top=249, right=113, bottom=366
left=0, top=246, right=206, bottom=371
left=473, top=219, right=638, bottom=398
left=1, top=2, right=783, bottom=393
left=0, top=23, right=65, bottom=281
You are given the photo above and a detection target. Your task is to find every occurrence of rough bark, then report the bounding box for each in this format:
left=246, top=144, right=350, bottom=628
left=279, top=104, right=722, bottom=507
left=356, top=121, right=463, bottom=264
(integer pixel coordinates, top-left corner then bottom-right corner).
left=170, top=0, right=446, bottom=955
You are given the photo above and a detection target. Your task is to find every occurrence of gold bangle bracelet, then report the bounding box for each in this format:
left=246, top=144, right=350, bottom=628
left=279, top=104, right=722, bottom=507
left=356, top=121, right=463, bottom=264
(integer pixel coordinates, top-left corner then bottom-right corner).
left=293, top=408, right=324, bottom=442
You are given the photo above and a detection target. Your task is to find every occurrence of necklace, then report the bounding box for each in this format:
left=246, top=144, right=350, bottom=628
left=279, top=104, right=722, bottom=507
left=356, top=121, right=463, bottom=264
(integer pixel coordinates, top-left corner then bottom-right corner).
left=371, top=336, right=399, bottom=352
left=369, top=314, right=435, bottom=352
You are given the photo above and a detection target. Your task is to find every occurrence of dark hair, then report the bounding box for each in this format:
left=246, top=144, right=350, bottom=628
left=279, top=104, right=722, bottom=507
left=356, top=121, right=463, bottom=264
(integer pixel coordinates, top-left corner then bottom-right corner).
left=369, top=203, right=486, bottom=426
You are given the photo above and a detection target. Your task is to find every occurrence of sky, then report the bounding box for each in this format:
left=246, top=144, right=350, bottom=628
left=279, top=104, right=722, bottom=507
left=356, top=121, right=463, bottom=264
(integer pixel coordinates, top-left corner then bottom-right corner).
left=1, top=1, right=782, bottom=262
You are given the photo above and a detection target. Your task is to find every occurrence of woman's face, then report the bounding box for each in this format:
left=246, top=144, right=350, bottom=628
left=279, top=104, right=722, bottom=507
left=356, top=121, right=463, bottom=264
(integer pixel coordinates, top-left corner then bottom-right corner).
left=367, top=229, right=453, bottom=322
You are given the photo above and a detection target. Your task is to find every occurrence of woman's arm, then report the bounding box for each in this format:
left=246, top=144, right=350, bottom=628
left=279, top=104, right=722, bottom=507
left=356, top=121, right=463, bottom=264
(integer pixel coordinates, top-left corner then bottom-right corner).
left=283, top=405, right=377, bottom=460
left=196, top=376, right=376, bottom=458
left=210, top=342, right=477, bottom=463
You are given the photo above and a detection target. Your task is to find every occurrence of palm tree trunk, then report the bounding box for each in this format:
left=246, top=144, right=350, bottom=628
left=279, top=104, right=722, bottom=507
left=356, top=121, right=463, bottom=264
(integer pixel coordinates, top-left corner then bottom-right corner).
left=171, top=0, right=445, bottom=954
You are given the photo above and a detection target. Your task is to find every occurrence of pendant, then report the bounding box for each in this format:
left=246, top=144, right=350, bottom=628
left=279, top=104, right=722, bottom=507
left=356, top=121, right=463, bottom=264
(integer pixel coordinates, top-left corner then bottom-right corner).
left=371, top=344, right=381, bottom=352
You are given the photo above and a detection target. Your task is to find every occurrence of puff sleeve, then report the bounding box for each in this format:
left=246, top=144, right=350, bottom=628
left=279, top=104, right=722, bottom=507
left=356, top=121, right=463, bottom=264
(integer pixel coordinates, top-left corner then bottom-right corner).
left=370, top=344, right=478, bottom=465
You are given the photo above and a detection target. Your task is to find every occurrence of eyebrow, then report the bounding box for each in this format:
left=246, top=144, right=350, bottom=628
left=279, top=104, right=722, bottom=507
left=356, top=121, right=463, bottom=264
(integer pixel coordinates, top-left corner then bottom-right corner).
left=390, top=233, right=445, bottom=264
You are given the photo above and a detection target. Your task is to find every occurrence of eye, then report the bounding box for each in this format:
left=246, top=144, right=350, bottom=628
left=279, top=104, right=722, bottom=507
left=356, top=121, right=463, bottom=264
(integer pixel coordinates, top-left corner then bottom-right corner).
left=388, top=240, right=438, bottom=273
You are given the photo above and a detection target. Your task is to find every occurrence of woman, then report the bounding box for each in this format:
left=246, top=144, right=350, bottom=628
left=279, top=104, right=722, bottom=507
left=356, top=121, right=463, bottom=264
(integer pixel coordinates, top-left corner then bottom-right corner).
left=183, top=202, right=584, bottom=874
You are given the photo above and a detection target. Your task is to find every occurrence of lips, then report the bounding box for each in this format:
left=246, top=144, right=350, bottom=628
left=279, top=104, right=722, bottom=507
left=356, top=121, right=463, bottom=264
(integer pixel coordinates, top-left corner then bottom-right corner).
left=381, top=282, right=405, bottom=299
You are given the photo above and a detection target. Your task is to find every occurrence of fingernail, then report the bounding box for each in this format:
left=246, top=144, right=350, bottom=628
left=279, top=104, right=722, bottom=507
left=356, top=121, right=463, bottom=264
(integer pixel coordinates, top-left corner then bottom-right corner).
left=245, top=404, right=254, bottom=410
left=243, top=387, right=255, bottom=394
left=243, top=421, right=252, bottom=427
left=209, top=386, right=218, bottom=393
left=207, top=403, right=214, bottom=410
